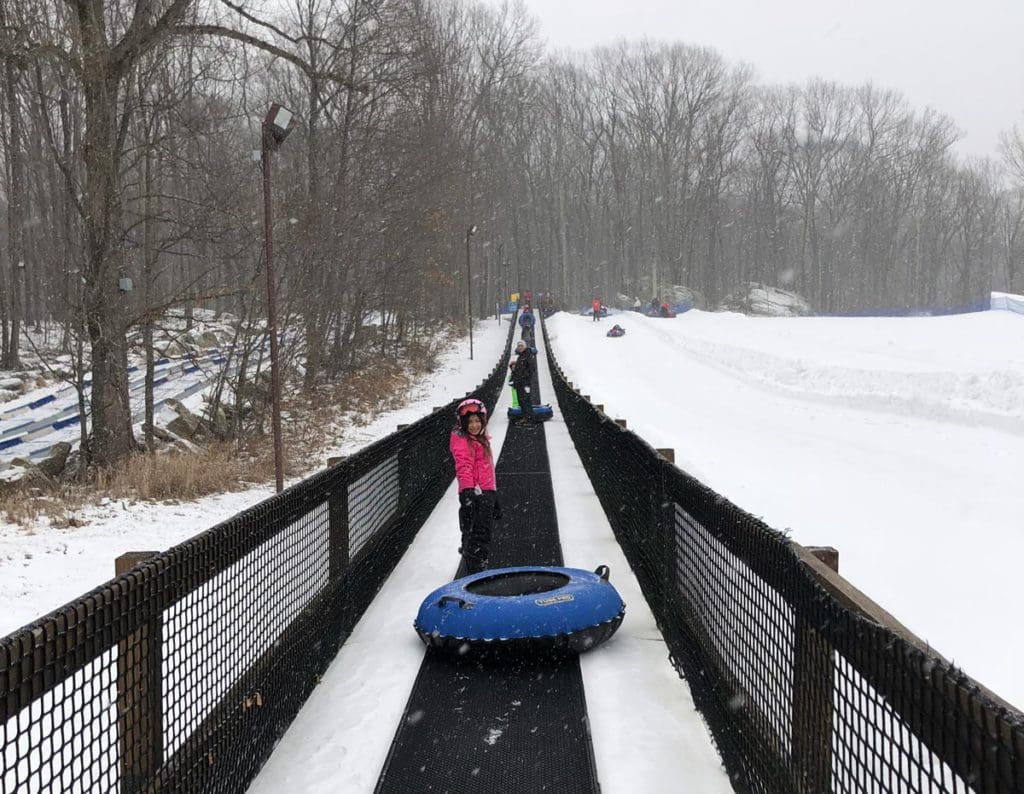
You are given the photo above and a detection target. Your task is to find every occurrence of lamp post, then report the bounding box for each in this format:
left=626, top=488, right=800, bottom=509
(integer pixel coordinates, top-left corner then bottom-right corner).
left=261, top=102, right=294, bottom=493
left=466, top=224, right=477, bottom=359
left=498, top=241, right=505, bottom=324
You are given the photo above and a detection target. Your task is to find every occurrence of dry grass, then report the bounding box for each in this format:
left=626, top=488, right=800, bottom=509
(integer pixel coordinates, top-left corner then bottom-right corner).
left=2, top=440, right=296, bottom=528
left=285, top=360, right=413, bottom=464
left=1, top=488, right=82, bottom=529
left=100, top=443, right=246, bottom=502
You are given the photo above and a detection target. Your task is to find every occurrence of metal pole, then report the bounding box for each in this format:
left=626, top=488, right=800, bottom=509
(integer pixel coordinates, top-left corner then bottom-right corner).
left=262, top=138, right=285, bottom=493
left=466, top=228, right=473, bottom=360
left=498, top=242, right=504, bottom=324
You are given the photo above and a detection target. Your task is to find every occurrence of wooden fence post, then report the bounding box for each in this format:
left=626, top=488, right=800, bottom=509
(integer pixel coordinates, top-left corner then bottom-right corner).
left=328, top=478, right=349, bottom=582
left=792, top=546, right=838, bottom=792
left=115, top=551, right=161, bottom=794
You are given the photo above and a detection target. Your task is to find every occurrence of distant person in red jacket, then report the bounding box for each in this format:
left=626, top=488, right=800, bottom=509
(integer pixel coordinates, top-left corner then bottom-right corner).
left=450, top=398, right=500, bottom=572
left=592, top=297, right=601, bottom=321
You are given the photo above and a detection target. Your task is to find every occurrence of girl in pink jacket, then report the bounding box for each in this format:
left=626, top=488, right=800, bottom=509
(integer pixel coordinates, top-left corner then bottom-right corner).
left=450, top=398, right=500, bottom=573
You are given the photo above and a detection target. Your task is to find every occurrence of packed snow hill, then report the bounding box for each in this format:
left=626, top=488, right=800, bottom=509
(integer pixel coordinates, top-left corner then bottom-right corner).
left=545, top=303, right=1024, bottom=710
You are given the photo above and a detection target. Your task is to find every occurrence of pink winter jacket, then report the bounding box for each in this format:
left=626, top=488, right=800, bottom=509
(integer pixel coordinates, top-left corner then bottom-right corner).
left=450, top=429, right=496, bottom=492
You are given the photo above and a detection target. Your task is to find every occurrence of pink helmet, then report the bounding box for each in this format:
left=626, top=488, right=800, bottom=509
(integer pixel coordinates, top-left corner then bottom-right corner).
left=456, top=397, right=487, bottom=422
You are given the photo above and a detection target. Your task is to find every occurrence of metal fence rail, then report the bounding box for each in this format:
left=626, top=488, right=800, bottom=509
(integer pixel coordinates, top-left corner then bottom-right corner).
left=0, top=316, right=514, bottom=794
left=541, top=313, right=1024, bottom=794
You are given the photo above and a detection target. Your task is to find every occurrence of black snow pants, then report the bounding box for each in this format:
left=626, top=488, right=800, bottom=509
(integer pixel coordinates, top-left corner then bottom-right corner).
left=458, top=489, right=496, bottom=573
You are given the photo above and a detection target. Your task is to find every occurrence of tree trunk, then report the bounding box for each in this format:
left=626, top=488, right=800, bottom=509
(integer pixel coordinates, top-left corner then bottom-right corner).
left=81, top=60, right=135, bottom=466
left=2, top=41, right=25, bottom=369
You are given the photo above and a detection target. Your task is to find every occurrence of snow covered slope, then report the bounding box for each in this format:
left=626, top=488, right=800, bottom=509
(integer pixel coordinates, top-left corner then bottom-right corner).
left=547, top=307, right=1024, bottom=710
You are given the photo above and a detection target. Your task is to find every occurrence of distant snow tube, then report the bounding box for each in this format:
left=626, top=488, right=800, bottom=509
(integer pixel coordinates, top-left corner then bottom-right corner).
left=415, top=565, right=625, bottom=654
left=506, top=405, right=553, bottom=421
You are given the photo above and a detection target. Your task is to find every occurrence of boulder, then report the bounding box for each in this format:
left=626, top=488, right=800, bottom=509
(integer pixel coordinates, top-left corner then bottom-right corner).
left=208, top=406, right=229, bottom=438
left=167, top=411, right=206, bottom=440
left=719, top=282, right=813, bottom=317
left=37, top=442, right=72, bottom=478
left=170, top=435, right=201, bottom=454
left=195, top=330, right=221, bottom=348
left=142, top=423, right=175, bottom=442
left=0, top=464, right=53, bottom=496
left=667, top=285, right=707, bottom=310
left=60, top=450, right=85, bottom=483
left=165, top=399, right=207, bottom=440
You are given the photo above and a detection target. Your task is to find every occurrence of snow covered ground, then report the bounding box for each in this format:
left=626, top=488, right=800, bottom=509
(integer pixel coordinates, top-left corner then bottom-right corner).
left=546, top=306, right=1024, bottom=710
left=0, top=317, right=513, bottom=638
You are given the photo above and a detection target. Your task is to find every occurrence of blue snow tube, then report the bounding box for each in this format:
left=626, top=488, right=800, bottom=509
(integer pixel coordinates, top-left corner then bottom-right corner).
left=507, top=405, right=553, bottom=421
left=415, top=565, right=625, bottom=654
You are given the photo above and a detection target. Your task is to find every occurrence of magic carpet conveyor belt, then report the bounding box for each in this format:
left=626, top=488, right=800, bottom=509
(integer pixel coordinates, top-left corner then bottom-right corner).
left=375, top=364, right=601, bottom=794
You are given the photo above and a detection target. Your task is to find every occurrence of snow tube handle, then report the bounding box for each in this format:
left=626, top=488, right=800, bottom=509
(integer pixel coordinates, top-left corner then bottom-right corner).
left=437, top=595, right=473, bottom=609
left=595, top=565, right=610, bottom=582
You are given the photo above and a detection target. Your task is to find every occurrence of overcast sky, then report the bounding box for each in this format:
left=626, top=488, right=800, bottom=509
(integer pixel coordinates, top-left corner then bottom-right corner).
left=512, top=0, right=1024, bottom=161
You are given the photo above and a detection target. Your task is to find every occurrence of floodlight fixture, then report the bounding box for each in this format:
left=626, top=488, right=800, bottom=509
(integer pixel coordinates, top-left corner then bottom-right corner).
left=263, top=103, right=295, bottom=150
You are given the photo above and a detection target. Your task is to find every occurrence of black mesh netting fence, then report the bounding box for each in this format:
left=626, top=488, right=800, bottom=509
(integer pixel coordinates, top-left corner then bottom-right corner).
left=0, top=316, right=515, bottom=794
left=541, top=313, right=1024, bottom=794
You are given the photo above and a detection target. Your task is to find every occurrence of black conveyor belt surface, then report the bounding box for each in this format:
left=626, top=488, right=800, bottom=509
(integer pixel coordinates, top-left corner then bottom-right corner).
left=375, top=376, right=600, bottom=794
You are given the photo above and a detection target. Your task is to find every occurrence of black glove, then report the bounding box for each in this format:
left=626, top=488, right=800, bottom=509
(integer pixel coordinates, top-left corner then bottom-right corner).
left=492, top=499, right=502, bottom=521
left=459, top=489, right=476, bottom=508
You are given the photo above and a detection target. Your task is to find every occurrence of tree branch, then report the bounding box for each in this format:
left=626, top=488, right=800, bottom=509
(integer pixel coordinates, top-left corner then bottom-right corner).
left=111, top=0, right=192, bottom=76
left=217, top=0, right=297, bottom=44
left=173, top=23, right=371, bottom=94
left=0, top=36, right=82, bottom=77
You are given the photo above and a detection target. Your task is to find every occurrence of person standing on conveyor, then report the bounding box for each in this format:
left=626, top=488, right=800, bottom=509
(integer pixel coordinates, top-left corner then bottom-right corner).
left=450, top=398, right=501, bottom=573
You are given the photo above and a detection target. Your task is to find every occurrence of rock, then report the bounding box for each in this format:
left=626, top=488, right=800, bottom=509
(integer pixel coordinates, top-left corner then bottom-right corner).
left=667, top=285, right=707, bottom=310
left=719, top=282, right=812, bottom=317
left=142, top=423, right=175, bottom=442
left=171, top=436, right=201, bottom=454
left=164, top=399, right=208, bottom=439
left=9, top=457, right=32, bottom=468
left=37, top=442, right=72, bottom=478
left=0, top=464, right=53, bottom=495
left=167, top=412, right=206, bottom=440
left=0, top=388, right=18, bottom=403
left=60, top=450, right=85, bottom=483
left=208, top=406, right=228, bottom=438
left=195, top=331, right=220, bottom=348
left=0, top=377, right=23, bottom=391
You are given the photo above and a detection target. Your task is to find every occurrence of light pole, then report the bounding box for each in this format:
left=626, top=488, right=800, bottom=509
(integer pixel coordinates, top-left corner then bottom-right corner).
left=466, top=225, right=477, bottom=359
left=498, top=241, right=505, bottom=324
left=261, top=102, right=294, bottom=493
